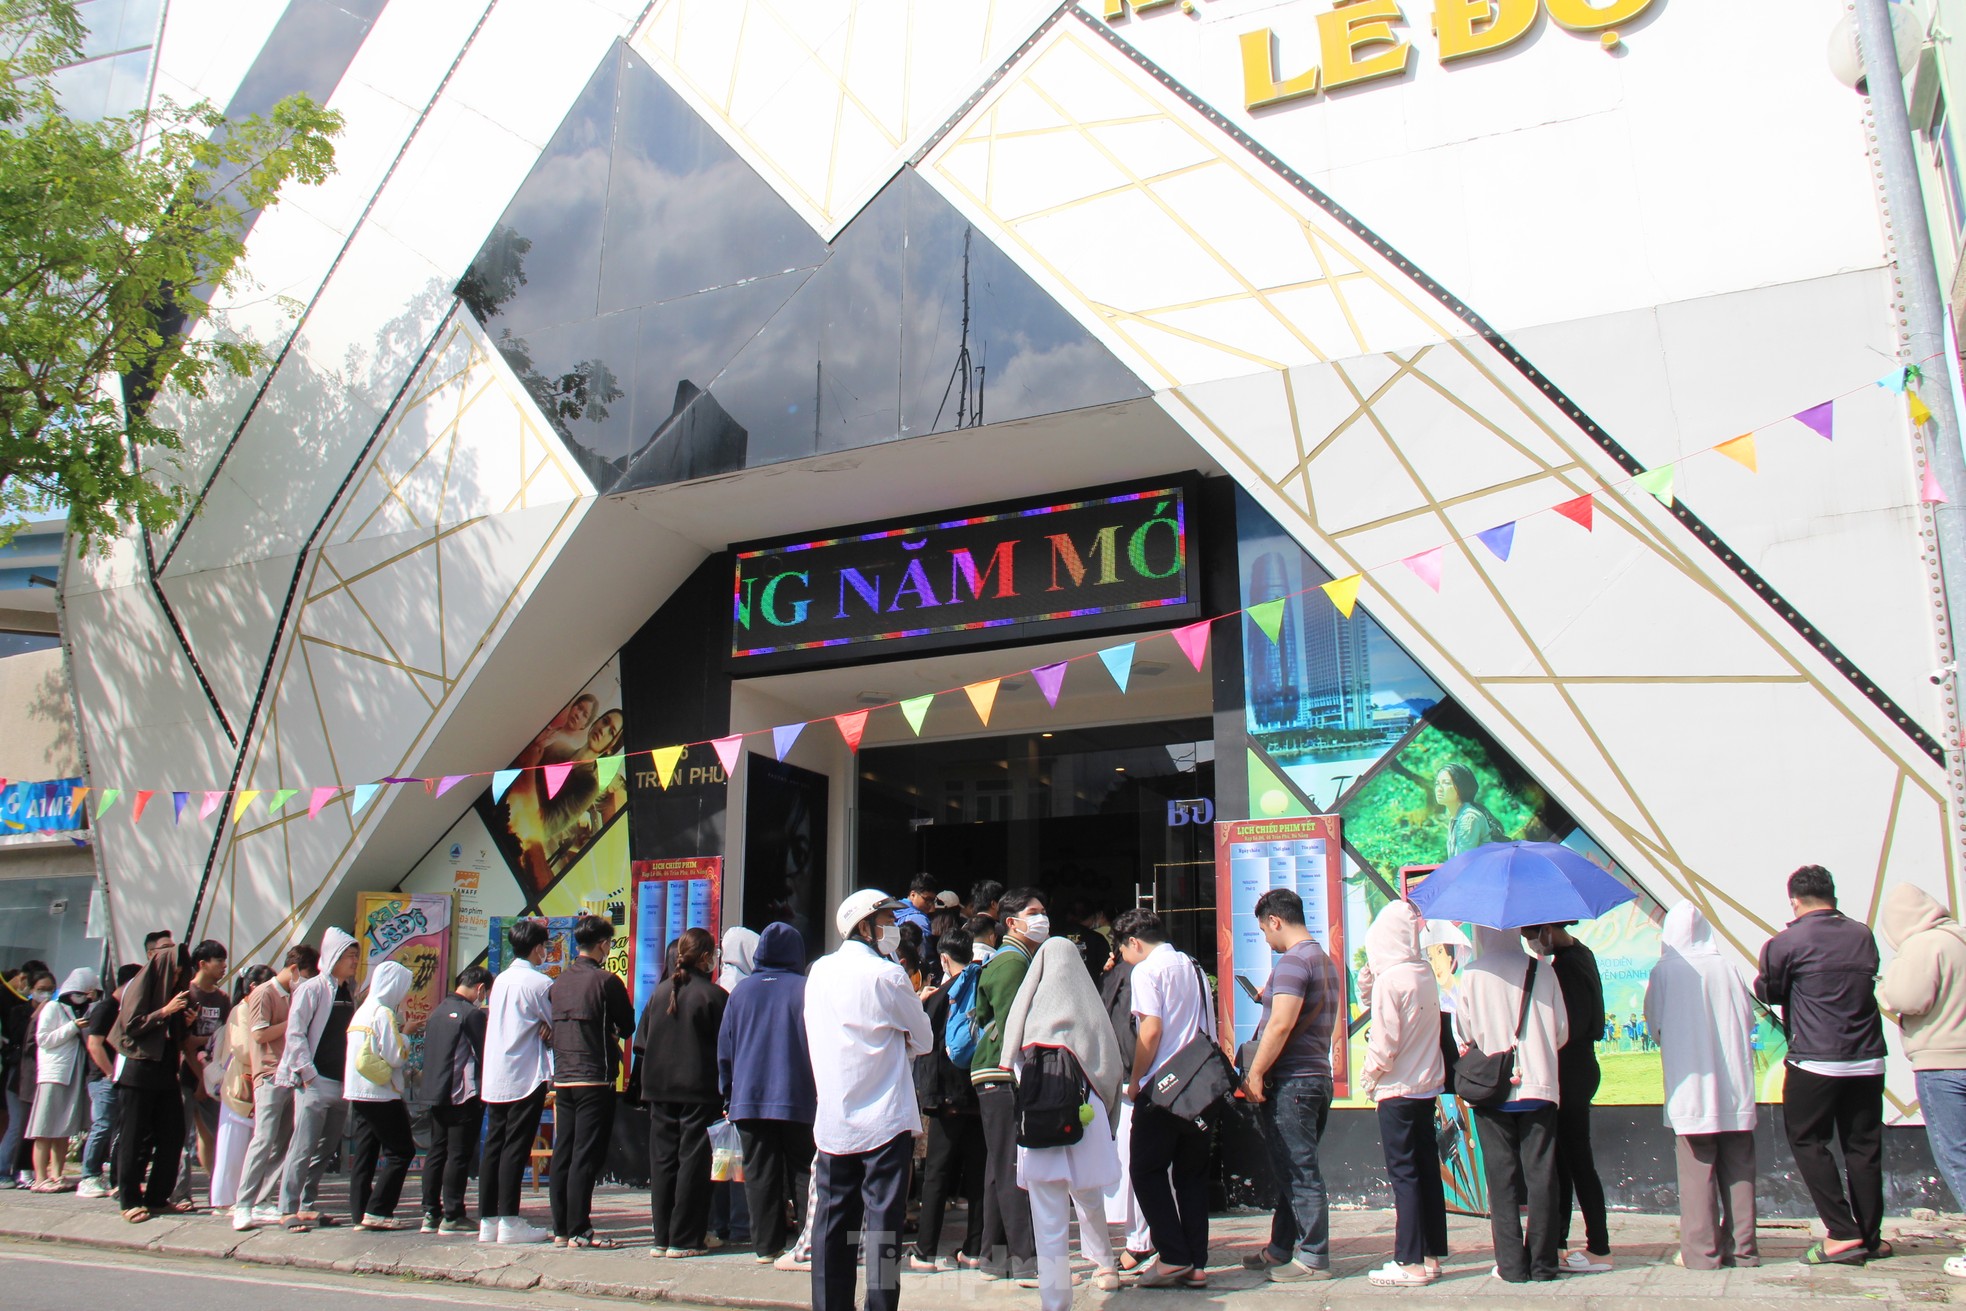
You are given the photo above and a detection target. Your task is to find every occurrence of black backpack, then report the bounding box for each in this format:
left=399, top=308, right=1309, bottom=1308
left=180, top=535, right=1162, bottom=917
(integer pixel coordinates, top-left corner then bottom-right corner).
left=1015, top=1045, right=1089, bottom=1148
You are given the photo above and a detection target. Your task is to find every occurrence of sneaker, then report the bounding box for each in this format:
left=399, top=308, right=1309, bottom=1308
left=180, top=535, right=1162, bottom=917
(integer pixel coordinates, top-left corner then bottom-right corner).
left=479, top=1218, right=499, bottom=1244
left=232, top=1205, right=259, bottom=1232
left=251, top=1205, right=282, bottom=1226
left=76, top=1176, right=108, bottom=1199
left=935, top=1254, right=961, bottom=1272
left=497, top=1217, right=551, bottom=1245
left=774, top=1251, right=811, bottom=1272
left=439, top=1218, right=475, bottom=1235
left=1268, top=1259, right=1331, bottom=1283
left=1368, top=1262, right=1437, bottom=1287
left=1559, top=1251, right=1612, bottom=1273
left=421, top=1216, right=439, bottom=1234
left=705, top=1234, right=725, bottom=1249
left=357, top=1214, right=398, bottom=1231
left=1944, top=1253, right=1966, bottom=1279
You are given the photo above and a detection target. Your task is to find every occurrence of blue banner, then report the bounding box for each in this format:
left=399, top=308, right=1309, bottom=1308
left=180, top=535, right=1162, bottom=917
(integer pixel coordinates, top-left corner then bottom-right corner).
left=0, top=778, right=84, bottom=832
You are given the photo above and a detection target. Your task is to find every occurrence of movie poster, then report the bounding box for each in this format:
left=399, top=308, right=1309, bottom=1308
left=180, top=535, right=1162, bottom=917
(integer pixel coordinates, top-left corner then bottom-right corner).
left=742, top=755, right=828, bottom=962
left=353, top=891, right=454, bottom=1088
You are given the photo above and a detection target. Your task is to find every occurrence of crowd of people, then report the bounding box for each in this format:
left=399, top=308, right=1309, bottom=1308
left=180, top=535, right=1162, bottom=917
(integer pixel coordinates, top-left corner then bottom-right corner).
left=1, top=863, right=1964, bottom=1306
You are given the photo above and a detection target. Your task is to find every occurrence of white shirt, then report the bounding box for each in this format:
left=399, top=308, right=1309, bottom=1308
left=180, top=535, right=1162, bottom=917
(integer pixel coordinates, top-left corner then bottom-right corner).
left=482, top=957, right=554, bottom=1104
left=804, top=938, right=932, bottom=1155
left=1130, top=942, right=1213, bottom=1080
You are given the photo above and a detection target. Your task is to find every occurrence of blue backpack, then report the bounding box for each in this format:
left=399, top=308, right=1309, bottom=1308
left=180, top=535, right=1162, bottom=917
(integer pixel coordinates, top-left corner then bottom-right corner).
left=943, top=963, right=983, bottom=1066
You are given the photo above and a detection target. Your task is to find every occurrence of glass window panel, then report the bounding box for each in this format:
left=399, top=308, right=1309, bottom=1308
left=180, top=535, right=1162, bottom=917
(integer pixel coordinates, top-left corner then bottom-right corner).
left=223, top=0, right=389, bottom=120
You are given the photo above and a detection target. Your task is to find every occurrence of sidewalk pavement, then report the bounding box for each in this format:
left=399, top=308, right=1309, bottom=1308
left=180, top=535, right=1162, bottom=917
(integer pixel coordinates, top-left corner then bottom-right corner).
left=1, top=1181, right=1962, bottom=1308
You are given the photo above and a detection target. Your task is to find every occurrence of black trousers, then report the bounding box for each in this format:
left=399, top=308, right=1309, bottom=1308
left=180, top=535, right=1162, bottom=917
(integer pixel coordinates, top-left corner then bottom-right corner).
left=115, top=1081, right=184, bottom=1211
left=422, top=1098, right=483, bottom=1222
left=648, top=1099, right=717, bottom=1249
left=738, top=1117, right=815, bottom=1258
left=813, top=1131, right=912, bottom=1311
left=1473, top=1104, right=1561, bottom=1282
left=976, top=1083, right=1035, bottom=1275
left=1376, top=1096, right=1448, bottom=1266
left=479, top=1082, right=549, bottom=1220
left=915, top=1110, right=985, bottom=1260
left=1130, top=1102, right=1211, bottom=1270
left=348, top=1099, right=416, bottom=1220
left=549, top=1085, right=616, bottom=1238
left=1782, top=1066, right=1885, bottom=1247
left=1555, top=1062, right=1609, bottom=1255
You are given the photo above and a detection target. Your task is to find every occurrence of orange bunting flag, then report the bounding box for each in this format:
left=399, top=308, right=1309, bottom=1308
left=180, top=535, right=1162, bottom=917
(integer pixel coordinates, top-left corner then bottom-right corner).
left=1553, top=493, right=1594, bottom=531
left=835, top=710, right=869, bottom=753
left=964, top=679, right=1001, bottom=726
left=1322, top=574, right=1362, bottom=619
left=1714, top=434, right=1757, bottom=472
left=67, top=787, right=89, bottom=817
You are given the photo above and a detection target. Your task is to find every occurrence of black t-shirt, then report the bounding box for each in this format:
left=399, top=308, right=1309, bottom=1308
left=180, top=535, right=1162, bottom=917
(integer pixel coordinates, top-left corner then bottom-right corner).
left=179, top=983, right=231, bottom=1090
left=312, top=984, right=353, bottom=1082
left=1551, top=941, right=1604, bottom=1076
left=83, top=995, right=119, bottom=1082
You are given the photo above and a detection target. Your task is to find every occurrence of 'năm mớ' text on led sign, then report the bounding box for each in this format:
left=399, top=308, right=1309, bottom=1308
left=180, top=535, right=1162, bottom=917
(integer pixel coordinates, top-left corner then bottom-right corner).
left=730, top=483, right=1192, bottom=664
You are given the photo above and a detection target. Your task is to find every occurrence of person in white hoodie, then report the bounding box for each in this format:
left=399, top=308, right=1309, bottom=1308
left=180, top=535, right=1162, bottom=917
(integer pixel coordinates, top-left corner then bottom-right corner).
left=1876, top=885, right=1966, bottom=1279
left=1359, top=902, right=1446, bottom=1286
left=275, top=927, right=360, bottom=1231
left=344, top=959, right=416, bottom=1229
left=1644, top=902, right=1758, bottom=1270
left=1452, top=925, right=1568, bottom=1283
left=27, top=968, right=102, bottom=1188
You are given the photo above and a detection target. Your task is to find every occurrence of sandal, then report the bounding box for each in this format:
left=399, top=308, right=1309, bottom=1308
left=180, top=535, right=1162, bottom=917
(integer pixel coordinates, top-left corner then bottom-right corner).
left=1867, top=1240, right=1894, bottom=1260
left=1801, top=1241, right=1868, bottom=1266
left=1115, top=1249, right=1155, bottom=1272
left=1093, top=1268, right=1122, bottom=1291
left=567, top=1232, right=620, bottom=1249
left=162, top=1199, right=200, bottom=1215
left=121, top=1207, right=151, bottom=1224
left=283, top=1218, right=313, bottom=1233
left=1369, top=1262, right=1437, bottom=1286
left=1134, top=1263, right=1193, bottom=1289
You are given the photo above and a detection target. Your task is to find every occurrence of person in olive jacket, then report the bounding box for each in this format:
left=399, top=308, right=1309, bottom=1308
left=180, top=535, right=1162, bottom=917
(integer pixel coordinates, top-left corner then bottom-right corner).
left=717, top=922, right=817, bottom=1261
left=636, top=927, right=727, bottom=1257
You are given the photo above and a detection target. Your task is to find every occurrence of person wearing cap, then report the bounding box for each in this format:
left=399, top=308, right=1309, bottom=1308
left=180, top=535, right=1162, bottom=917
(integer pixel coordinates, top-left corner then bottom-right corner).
left=936, top=891, right=962, bottom=912
left=804, top=889, right=933, bottom=1311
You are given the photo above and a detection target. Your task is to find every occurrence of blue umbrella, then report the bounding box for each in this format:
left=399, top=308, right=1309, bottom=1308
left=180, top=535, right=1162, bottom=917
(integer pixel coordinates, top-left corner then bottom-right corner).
left=1406, top=840, right=1636, bottom=929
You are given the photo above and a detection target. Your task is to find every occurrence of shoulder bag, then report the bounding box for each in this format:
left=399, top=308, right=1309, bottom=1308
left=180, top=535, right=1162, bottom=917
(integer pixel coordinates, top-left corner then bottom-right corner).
left=1453, top=957, right=1537, bottom=1108
left=1141, top=960, right=1237, bottom=1121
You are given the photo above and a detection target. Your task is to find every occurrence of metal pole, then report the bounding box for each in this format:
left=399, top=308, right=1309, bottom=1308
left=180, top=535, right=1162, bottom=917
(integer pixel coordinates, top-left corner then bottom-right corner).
left=1852, top=0, right=1966, bottom=866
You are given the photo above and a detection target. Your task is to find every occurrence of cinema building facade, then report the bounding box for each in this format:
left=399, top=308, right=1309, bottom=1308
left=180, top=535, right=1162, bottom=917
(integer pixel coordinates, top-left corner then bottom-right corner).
left=62, top=0, right=1963, bottom=1205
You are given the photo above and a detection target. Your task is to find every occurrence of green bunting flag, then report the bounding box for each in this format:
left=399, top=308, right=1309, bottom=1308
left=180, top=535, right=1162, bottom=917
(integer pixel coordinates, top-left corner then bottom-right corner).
left=1247, top=598, right=1285, bottom=644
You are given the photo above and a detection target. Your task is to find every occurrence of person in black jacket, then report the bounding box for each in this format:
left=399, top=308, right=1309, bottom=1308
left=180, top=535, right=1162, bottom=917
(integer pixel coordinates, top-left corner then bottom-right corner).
left=549, top=916, right=636, bottom=1248
left=908, top=927, right=985, bottom=1271
left=420, top=964, right=491, bottom=1233
left=637, top=926, right=728, bottom=1258
left=1523, top=921, right=1611, bottom=1273
left=1753, top=866, right=1888, bottom=1265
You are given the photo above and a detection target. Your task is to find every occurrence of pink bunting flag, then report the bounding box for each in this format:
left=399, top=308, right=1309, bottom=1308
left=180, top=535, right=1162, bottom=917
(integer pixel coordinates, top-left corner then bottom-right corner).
left=1172, top=620, right=1211, bottom=672
left=1032, top=662, right=1068, bottom=708
left=1402, top=546, right=1445, bottom=592
left=199, top=791, right=224, bottom=820
left=1795, top=400, right=1835, bottom=440
left=712, top=735, right=744, bottom=778
left=835, top=710, right=869, bottom=753
left=307, top=786, right=338, bottom=819
left=542, top=762, right=574, bottom=799
left=435, top=775, right=470, bottom=797
left=1923, top=464, right=1950, bottom=505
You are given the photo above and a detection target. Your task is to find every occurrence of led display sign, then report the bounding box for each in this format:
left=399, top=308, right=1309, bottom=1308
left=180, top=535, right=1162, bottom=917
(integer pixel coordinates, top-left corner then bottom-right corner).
left=730, top=480, right=1195, bottom=666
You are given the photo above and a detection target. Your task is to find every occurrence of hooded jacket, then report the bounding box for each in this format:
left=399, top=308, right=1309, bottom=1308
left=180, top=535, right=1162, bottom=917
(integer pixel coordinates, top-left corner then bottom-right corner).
left=1361, top=902, right=1444, bottom=1102
left=111, top=943, right=190, bottom=1071
left=718, top=927, right=761, bottom=993
left=1452, top=926, right=1568, bottom=1105
left=34, top=968, right=99, bottom=1087
left=277, top=927, right=359, bottom=1088
left=1753, top=907, right=1885, bottom=1063
left=1877, top=884, right=1966, bottom=1071
left=1644, top=903, right=1757, bottom=1134
left=718, top=923, right=816, bottom=1122
left=344, top=960, right=411, bottom=1101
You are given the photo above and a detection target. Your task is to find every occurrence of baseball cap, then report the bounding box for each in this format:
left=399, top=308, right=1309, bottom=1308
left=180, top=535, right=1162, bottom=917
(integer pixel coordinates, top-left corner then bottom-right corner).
left=835, top=889, right=907, bottom=938
left=935, top=890, right=961, bottom=909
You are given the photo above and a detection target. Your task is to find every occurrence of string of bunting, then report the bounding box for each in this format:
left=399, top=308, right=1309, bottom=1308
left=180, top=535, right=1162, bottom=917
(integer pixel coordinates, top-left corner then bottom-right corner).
left=70, top=361, right=1951, bottom=824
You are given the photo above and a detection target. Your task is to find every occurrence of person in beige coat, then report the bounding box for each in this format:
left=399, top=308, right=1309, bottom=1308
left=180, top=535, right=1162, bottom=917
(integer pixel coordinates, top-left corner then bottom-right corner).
left=1877, top=885, right=1966, bottom=1279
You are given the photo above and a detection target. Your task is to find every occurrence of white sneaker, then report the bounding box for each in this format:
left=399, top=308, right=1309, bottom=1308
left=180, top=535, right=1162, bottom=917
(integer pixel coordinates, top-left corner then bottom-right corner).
left=76, top=1176, right=108, bottom=1199
left=251, top=1205, right=282, bottom=1226
left=231, top=1205, right=258, bottom=1232
left=479, top=1218, right=499, bottom=1244
left=497, top=1217, right=551, bottom=1245
left=1945, top=1253, right=1966, bottom=1279
left=1559, top=1251, right=1612, bottom=1274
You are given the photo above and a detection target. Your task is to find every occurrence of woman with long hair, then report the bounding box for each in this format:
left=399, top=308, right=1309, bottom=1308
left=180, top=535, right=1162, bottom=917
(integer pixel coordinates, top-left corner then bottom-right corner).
left=1436, top=763, right=1503, bottom=857
left=208, top=964, right=275, bottom=1210
left=636, top=926, right=728, bottom=1258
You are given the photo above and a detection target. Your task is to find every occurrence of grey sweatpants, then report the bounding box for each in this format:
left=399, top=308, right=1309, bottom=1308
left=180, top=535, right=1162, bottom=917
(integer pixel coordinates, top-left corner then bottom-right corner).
left=279, top=1078, right=346, bottom=1217
left=234, top=1081, right=295, bottom=1211
left=1675, top=1131, right=1758, bottom=1269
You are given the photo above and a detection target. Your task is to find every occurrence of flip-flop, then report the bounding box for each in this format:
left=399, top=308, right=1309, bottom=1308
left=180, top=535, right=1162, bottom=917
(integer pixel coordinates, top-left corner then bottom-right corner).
left=1801, top=1241, right=1867, bottom=1266
left=121, top=1207, right=150, bottom=1224
left=1867, top=1240, right=1894, bottom=1260
left=568, top=1232, right=620, bottom=1249
left=1116, top=1249, right=1156, bottom=1272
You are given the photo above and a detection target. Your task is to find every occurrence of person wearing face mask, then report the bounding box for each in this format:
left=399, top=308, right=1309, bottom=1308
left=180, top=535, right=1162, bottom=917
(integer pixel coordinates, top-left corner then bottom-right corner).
left=1521, top=921, right=1611, bottom=1274
left=804, top=890, right=931, bottom=1311
left=968, top=886, right=1048, bottom=1284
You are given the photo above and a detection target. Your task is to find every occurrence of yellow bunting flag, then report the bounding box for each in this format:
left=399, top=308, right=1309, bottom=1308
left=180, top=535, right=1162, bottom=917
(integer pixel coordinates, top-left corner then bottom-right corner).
left=231, top=790, right=261, bottom=823
left=1714, top=434, right=1757, bottom=472
left=964, top=678, right=1001, bottom=727
left=651, top=746, right=684, bottom=790
left=1322, top=574, right=1363, bottom=619
left=1910, top=390, right=1934, bottom=427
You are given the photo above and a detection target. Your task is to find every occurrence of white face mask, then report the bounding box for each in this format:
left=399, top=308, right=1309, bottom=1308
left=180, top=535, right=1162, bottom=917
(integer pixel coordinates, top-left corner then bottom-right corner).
left=1018, top=913, right=1051, bottom=944
left=877, top=925, right=902, bottom=957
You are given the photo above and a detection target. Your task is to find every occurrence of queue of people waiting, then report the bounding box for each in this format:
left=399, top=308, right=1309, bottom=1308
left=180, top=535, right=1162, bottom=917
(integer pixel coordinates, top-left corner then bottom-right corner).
left=1, top=864, right=1964, bottom=1307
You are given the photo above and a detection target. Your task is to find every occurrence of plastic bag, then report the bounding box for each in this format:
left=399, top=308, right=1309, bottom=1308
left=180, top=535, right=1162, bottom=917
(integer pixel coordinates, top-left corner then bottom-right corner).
left=709, top=1117, right=744, bottom=1183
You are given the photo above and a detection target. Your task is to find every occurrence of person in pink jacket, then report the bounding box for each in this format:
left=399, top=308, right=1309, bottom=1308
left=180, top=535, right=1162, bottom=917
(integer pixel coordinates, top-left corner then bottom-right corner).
left=1361, top=901, right=1448, bottom=1286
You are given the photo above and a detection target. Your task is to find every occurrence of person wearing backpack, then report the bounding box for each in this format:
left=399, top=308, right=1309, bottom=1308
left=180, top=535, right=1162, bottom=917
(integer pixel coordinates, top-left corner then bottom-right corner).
left=1002, top=936, right=1125, bottom=1310
left=908, top=927, right=985, bottom=1271
left=343, top=959, right=416, bottom=1229
left=1452, top=925, right=1569, bottom=1282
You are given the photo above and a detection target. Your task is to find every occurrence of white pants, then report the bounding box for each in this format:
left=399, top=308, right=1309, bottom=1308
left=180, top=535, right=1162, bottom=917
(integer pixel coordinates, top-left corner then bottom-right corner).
left=209, top=1106, right=252, bottom=1209
left=1102, top=1099, right=1152, bottom=1253
left=1028, top=1179, right=1116, bottom=1311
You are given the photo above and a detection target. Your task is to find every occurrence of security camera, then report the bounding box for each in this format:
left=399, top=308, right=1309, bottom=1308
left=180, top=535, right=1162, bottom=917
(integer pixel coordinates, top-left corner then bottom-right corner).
left=1932, top=662, right=1957, bottom=685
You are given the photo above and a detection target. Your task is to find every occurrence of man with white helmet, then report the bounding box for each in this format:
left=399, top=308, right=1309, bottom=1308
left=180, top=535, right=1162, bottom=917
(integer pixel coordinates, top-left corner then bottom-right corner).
left=804, top=889, right=932, bottom=1311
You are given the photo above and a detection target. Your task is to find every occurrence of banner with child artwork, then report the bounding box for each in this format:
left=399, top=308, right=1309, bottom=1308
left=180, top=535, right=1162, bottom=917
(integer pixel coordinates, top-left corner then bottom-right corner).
left=353, top=890, right=455, bottom=1090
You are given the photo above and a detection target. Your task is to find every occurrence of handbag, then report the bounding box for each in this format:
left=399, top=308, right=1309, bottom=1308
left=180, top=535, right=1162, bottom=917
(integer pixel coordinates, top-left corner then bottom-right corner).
left=349, top=1022, right=395, bottom=1087
left=1452, top=958, right=1537, bottom=1108
left=1142, top=961, right=1237, bottom=1121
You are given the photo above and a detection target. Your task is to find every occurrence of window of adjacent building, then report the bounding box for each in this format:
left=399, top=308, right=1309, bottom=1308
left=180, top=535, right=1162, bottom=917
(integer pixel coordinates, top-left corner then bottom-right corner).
left=1929, top=92, right=1966, bottom=249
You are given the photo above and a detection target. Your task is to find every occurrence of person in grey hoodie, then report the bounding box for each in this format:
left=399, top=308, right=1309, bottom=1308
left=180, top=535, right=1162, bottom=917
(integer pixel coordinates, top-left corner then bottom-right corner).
left=1877, top=884, right=1966, bottom=1280
left=274, top=927, right=359, bottom=1231
left=1360, top=901, right=1446, bottom=1286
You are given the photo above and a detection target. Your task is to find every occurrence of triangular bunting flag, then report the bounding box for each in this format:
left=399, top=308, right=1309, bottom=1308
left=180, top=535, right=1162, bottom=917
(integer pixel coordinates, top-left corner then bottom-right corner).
left=434, top=775, right=469, bottom=798
left=964, top=679, right=1001, bottom=726
left=95, top=788, right=120, bottom=818
left=835, top=710, right=869, bottom=753
left=650, top=748, right=683, bottom=789
left=199, top=791, right=224, bottom=820
left=595, top=754, right=625, bottom=790
left=712, top=735, right=744, bottom=777
left=1908, top=364, right=1926, bottom=386
left=131, top=790, right=153, bottom=822
left=351, top=783, right=381, bottom=814
left=490, top=771, right=520, bottom=804
left=899, top=695, right=933, bottom=736
left=1633, top=465, right=1675, bottom=506
left=1032, top=663, right=1068, bottom=708
left=1553, top=493, right=1594, bottom=530
left=543, top=762, right=575, bottom=798
left=1922, top=463, right=1950, bottom=505
left=772, top=722, right=804, bottom=761
left=1172, top=620, right=1211, bottom=671
left=172, top=792, right=189, bottom=824
left=1099, top=643, right=1135, bottom=693
left=1795, top=400, right=1834, bottom=440
left=231, top=790, right=260, bottom=823
left=1474, top=522, right=1515, bottom=562
left=269, top=788, right=298, bottom=813
left=1401, top=547, right=1445, bottom=592
left=1321, top=574, right=1362, bottom=619
left=1715, top=434, right=1757, bottom=471
left=67, top=786, right=90, bottom=817
left=1879, top=368, right=1910, bottom=394
left=1910, top=390, right=1933, bottom=427
left=1247, top=598, right=1286, bottom=644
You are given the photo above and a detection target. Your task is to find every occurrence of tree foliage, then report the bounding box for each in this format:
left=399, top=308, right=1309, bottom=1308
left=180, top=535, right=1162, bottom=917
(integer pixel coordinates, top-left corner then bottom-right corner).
left=0, top=0, right=341, bottom=551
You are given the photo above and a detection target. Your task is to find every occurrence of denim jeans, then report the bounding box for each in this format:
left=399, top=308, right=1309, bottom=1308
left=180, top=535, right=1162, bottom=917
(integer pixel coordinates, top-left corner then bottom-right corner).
left=82, top=1079, right=119, bottom=1178
left=1259, top=1074, right=1333, bottom=1269
left=1917, top=1068, right=1966, bottom=1214
left=0, top=1088, right=22, bottom=1180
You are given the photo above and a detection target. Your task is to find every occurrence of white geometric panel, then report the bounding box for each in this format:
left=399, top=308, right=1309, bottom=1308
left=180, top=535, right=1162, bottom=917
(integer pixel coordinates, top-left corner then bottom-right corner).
left=918, top=17, right=1956, bottom=1120
left=631, top=0, right=1063, bottom=238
